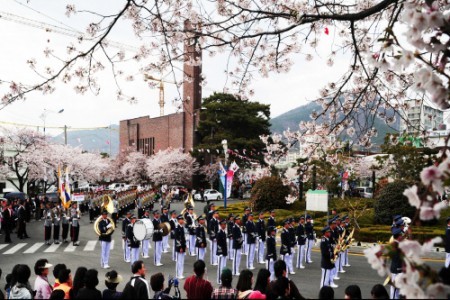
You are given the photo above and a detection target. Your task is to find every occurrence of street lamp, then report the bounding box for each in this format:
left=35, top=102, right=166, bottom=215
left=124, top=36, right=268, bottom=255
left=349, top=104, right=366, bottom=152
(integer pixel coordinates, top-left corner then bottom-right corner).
left=39, top=108, right=64, bottom=137
left=221, top=139, right=228, bottom=208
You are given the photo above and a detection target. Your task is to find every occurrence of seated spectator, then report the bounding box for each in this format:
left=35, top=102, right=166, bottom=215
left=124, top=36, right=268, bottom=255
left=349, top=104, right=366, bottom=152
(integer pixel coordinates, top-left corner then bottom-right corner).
left=9, top=264, right=34, bottom=299
left=70, top=267, right=87, bottom=299
left=52, top=264, right=67, bottom=289
left=344, top=285, right=362, bottom=300
left=53, top=269, right=72, bottom=300
left=236, top=270, right=253, bottom=299
left=318, top=286, right=334, bottom=299
left=184, top=260, right=213, bottom=300
left=150, top=273, right=173, bottom=299
left=251, top=269, right=270, bottom=299
left=211, top=268, right=237, bottom=299
left=370, top=284, right=389, bottom=299
left=271, top=277, right=290, bottom=300
left=49, top=289, right=65, bottom=300
left=103, top=270, right=123, bottom=300
left=34, top=259, right=53, bottom=300
left=267, top=260, right=304, bottom=300
left=76, top=269, right=102, bottom=299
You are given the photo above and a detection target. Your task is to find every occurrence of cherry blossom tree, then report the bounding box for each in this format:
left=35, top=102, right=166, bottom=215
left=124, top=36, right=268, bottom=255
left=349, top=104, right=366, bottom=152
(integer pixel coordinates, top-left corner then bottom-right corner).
left=121, top=151, right=148, bottom=184
left=199, top=162, right=220, bottom=188
left=147, top=147, right=198, bottom=186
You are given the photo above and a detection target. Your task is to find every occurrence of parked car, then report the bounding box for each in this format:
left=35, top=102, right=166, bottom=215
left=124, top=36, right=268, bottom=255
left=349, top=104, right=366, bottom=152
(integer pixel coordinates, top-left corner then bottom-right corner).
left=107, top=183, right=127, bottom=192
left=355, top=187, right=373, bottom=199
left=202, top=189, right=222, bottom=201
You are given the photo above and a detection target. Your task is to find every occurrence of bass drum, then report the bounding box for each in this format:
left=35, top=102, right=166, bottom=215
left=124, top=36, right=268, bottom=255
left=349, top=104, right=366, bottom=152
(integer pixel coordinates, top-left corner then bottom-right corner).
left=133, top=219, right=154, bottom=241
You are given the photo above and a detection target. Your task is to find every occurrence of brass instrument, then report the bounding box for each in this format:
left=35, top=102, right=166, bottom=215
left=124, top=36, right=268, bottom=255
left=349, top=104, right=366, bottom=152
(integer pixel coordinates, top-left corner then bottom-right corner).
left=181, top=192, right=195, bottom=215
left=93, top=216, right=115, bottom=236
left=102, top=195, right=115, bottom=214
left=342, top=227, right=355, bottom=251
left=159, top=222, right=171, bottom=236
left=331, top=229, right=346, bottom=263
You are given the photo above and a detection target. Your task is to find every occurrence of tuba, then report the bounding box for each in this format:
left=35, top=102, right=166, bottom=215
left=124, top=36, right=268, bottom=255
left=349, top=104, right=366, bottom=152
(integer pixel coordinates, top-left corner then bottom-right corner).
left=181, top=192, right=195, bottom=216
left=93, top=215, right=115, bottom=236
left=102, top=195, right=115, bottom=214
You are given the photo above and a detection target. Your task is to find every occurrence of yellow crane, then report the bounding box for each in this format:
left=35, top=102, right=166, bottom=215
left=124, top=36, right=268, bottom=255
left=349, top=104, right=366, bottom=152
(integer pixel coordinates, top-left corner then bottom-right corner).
left=144, top=74, right=177, bottom=117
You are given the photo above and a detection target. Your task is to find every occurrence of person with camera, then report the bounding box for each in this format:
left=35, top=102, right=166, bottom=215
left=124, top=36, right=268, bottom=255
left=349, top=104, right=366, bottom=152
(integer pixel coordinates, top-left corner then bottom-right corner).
left=150, top=273, right=181, bottom=300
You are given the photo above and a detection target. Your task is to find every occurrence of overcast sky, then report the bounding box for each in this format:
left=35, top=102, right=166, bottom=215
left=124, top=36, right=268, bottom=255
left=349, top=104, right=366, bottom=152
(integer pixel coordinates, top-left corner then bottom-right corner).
left=0, top=0, right=349, bottom=136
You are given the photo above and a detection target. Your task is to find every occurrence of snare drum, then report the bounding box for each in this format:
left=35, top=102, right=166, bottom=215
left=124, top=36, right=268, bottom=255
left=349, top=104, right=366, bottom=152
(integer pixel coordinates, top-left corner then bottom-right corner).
left=133, top=219, right=154, bottom=241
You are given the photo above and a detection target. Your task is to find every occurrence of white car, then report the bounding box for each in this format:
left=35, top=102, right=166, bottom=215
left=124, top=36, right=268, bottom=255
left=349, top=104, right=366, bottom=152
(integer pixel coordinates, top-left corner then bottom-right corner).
left=195, top=189, right=223, bottom=201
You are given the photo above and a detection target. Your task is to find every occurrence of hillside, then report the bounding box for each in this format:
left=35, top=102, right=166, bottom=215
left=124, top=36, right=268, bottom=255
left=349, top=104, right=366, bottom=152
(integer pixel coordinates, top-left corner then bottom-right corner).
left=51, top=124, right=119, bottom=157
left=270, top=102, right=400, bottom=145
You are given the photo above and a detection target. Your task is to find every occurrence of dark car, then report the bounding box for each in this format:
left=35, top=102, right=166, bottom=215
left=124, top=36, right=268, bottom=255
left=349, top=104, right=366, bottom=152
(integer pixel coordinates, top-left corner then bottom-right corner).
left=4, top=192, right=28, bottom=201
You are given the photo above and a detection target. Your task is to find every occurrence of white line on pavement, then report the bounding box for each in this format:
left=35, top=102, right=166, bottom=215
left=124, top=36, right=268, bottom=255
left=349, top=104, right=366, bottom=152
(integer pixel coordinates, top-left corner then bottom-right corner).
left=24, top=242, right=45, bottom=254
left=4, top=243, right=27, bottom=254
left=0, top=244, right=9, bottom=252
left=84, top=240, right=97, bottom=251
left=44, top=242, right=62, bottom=253
left=64, top=243, right=77, bottom=252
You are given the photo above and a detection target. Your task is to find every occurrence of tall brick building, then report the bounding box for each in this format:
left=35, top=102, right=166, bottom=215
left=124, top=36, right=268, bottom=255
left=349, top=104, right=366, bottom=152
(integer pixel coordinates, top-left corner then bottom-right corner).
left=119, top=25, right=202, bottom=155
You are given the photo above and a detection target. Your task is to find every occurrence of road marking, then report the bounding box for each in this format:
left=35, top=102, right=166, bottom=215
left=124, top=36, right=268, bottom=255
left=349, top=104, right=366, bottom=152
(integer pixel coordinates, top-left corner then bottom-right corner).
left=64, top=243, right=77, bottom=252
left=111, top=240, right=114, bottom=250
left=24, top=242, right=44, bottom=254
left=84, top=240, right=97, bottom=251
left=4, top=243, right=27, bottom=254
left=0, top=244, right=9, bottom=251
left=44, top=242, right=61, bottom=253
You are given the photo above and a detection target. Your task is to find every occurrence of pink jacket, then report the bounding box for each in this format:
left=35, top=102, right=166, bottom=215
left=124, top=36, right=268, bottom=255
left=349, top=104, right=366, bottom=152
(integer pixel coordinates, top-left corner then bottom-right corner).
left=34, top=275, right=53, bottom=299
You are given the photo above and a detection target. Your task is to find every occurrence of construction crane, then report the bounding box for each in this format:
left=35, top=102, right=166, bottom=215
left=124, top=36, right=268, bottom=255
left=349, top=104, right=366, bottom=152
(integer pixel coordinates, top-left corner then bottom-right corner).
left=144, top=74, right=177, bottom=117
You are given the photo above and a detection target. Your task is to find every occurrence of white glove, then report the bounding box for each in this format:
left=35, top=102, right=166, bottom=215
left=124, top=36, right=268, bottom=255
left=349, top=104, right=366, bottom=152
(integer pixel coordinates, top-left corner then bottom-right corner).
left=106, top=224, right=112, bottom=229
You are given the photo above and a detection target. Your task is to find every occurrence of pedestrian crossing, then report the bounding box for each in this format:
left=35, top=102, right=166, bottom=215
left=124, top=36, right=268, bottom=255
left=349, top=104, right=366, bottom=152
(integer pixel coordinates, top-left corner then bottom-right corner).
left=0, top=240, right=115, bottom=255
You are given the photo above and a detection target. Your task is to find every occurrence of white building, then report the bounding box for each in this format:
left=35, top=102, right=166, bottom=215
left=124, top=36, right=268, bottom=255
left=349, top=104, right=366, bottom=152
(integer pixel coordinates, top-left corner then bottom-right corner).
left=0, top=138, right=27, bottom=194
left=400, top=100, right=444, bottom=133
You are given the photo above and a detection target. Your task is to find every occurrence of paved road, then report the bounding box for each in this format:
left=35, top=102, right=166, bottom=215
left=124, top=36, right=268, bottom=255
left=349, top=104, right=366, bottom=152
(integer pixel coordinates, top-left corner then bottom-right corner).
left=0, top=199, right=445, bottom=299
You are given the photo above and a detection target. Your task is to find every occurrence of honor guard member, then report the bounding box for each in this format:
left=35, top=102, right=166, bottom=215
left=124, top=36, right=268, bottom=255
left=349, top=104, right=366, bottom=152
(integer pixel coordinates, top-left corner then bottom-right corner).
left=342, top=216, right=351, bottom=267
left=305, top=215, right=315, bottom=264
left=61, top=210, right=70, bottom=243
left=296, top=216, right=306, bottom=269
left=122, top=211, right=132, bottom=262
left=207, top=203, right=216, bottom=224
left=52, top=204, right=61, bottom=244
left=288, top=218, right=297, bottom=274
left=127, top=215, right=141, bottom=265
left=141, top=210, right=151, bottom=259
left=266, top=226, right=277, bottom=281
left=43, top=202, right=54, bottom=245
left=70, top=202, right=81, bottom=246
left=232, top=216, right=243, bottom=276
left=256, top=212, right=266, bottom=264
left=245, top=213, right=257, bottom=270
left=185, top=206, right=197, bottom=256
left=161, top=207, right=170, bottom=252
left=175, top=214, right=187, bottom=279
left=217, top=220, right=228, bottom=284
left=390, top=227, right=405, bottom=299
left=267, top=210, right=276, bottom=230
left=99, top=210, right=113, bottom=269
left=136, top=196, right=144, bottom=219
left=320, top=226, right=337, bottom=288
left=209, top=210, right=220, bottom=266
left=152, top=210, right=164, bottom=266
left=445, top=216, right=450, bottom=268
left=242, top=207, right=251, bottom=255
left=195, top=216, right=207, bottom=261
left=280, top=220, right=294, bottom=276
left=335, top=218, right=345, bottom=274
left=227, top=214, right=235, bottom=261
left=169, top=210, right=178, bottom=261
left=329, top=218, right=340, bottom=281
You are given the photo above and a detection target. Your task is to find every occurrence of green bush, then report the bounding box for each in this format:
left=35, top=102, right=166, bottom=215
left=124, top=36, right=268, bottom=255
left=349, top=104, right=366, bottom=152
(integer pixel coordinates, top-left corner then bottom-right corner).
left=357, top=226, right=445, bottom=245
left=374, top=181, right=416, bottom=224
left=250, top=176, right=290, bottom=211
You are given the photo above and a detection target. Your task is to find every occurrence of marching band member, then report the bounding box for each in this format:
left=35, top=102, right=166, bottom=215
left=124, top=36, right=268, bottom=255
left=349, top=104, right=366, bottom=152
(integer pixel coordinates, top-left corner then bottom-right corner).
left=296, top=216, right=306, bottom=269
left=280, top=220, right=293, bottom=276
left=329, top=218, right=340, bottom=282
left=266, top=226, right=277, bottom=281
left=288, top=218, right=296, bottom=274
left=242, top=207, right=251, bottom=255
left=227, top=214, right=235, bottom=261
left=390, top=227, right=404, bottom=299
left=141, top=210, right=151, bottom=259
left=43, top=202, right=54, bottom=245
left=99, top=210, right=113, bottom=269
left=245, top=213, right=256, bottom=270
left=161, top=207, right=170, bottom=253
left=343, top=215, right=351, bottom=267
left=122, top=211, right=132, bottom=262
left=232, top=216, right=243, bottom=276
left=70, top=202, right=81, bottom=246
left=61, top=210, right=70, bottom=243
left=208, top=210, right=219, bottom=266
left=185, top=206, right=196, bottom=256
left=175, top=214, right=187, bottom=279
left=320, top=226, right=337, bottom=288
left=217, top=220, right=228, bottom=284
left=52, top=204, right=61, bottom=244
left=127, top=215, right=140, bottom=265
left=256, top=212, right=266, bottom=264
left=152, top=210, right=164, bottom=266
left=169, top=210, right=178, bottom=261
left=336, top=218, right=345, bottom=274
left=305, top=215, right=315, bottom=264
left=195, top=216, right=207, bottom=261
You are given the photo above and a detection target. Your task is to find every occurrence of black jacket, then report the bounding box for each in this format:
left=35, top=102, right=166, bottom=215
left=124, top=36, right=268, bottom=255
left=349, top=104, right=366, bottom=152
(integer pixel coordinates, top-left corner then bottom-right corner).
left=320, top=237, right=334, bottom=269
left=160, top=213, right=169, bottom=223
left=152, top=218, right=162, bottom=242
left=242, top=214, right=249, bottom=233
left=126, top=223, right=140, bottom=248
left=208, top=218, right=219, bottom=240
left=195, top=225, right=207, bottom=248
left=175, top=225, right=186, bottom=252
left=227, top=221, right=234, bottom=238
left=98, top=218, right=113, bottom=242
left=232, top=224, right=243, bottom=249
left=266, top=235, right=277, bottom=261
left=217, top=229, right=228, bottom=256
left=256, top=219, right=266, bottom=242
left=75, top=287, right=102, bottom=300
left=124, top=276, right=149, bottom=300
left=280, top=228, right=291, bottom=255
left=246, top=221, right=257, bottom=244
left=288, top=226, right=296, bottom=247
left=390, top=240, right=403, bottom=274
left=296, top=224, right=306, bottom=245
left=305, top=222, right=314, bottom=240
left=185, top=213, right=196, bottom=235
left=267, top=216, right=276, bottom=229
left=122, top=217, right=130, bottom=237
left=169, top=219, right=176, bottom=239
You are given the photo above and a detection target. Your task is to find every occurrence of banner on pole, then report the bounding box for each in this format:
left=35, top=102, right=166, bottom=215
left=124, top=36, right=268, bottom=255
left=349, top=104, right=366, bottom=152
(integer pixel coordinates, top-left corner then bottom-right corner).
left=306, top=190, right=328, bottom=212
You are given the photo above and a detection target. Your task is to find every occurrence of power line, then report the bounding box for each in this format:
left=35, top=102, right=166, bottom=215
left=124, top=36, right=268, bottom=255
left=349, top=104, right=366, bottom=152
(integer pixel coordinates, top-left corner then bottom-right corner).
left=0, top=120, right=117, bottom=131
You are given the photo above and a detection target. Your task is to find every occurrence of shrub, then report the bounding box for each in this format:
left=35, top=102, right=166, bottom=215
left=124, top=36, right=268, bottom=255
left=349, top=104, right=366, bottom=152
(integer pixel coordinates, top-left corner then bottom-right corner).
left=249, top=176, right=290, bottom=211
left=374, top=181, right=416, bottom=224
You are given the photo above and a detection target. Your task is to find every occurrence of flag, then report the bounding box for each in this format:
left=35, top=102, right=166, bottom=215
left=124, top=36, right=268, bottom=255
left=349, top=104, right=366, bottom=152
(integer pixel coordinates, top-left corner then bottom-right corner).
left=324, top=27, right=329, bottom=35
left=229, top=161, right=240, bottom=173
left=58, top=165, right=64, bottom=203
left=62, top=167, right=72, bottom=209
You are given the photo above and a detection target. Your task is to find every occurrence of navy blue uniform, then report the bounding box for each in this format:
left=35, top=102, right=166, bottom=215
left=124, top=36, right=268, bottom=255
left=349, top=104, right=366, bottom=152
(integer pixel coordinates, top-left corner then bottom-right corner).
left=280, top=228, right=292, bottom=255
left=217, top=229, right=228, bottom=256
left=175, top=225, right=186, bottom=252
left=232, top=224, right=243, bottom=249
left=98, top=218, right=112, bottom=242
left=296, top=224, right=306, bottom=246
left=152, top=218, right=162, bottom=242
left=266, top=235, right=276, bottom=261
left=246, top=221, right=257, bottom=244
left=208, top=218, right=219, bottom=240
left=320, top=237, right=334, bottom=269
left=195, top=225, right=207, bottom=248
left=256, top=219, right=266, bottom=242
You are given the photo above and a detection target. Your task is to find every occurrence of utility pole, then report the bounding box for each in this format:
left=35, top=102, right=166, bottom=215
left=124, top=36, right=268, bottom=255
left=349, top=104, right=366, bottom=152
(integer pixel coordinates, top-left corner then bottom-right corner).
left=64, top=125, right=67, bottom=145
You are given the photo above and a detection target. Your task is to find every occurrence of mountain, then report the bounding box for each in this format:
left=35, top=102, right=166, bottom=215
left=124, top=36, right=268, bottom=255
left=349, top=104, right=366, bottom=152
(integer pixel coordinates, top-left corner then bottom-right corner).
left=51, top=124, right=119, bottom=156
left=270, top=102, right=400, bottom=145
